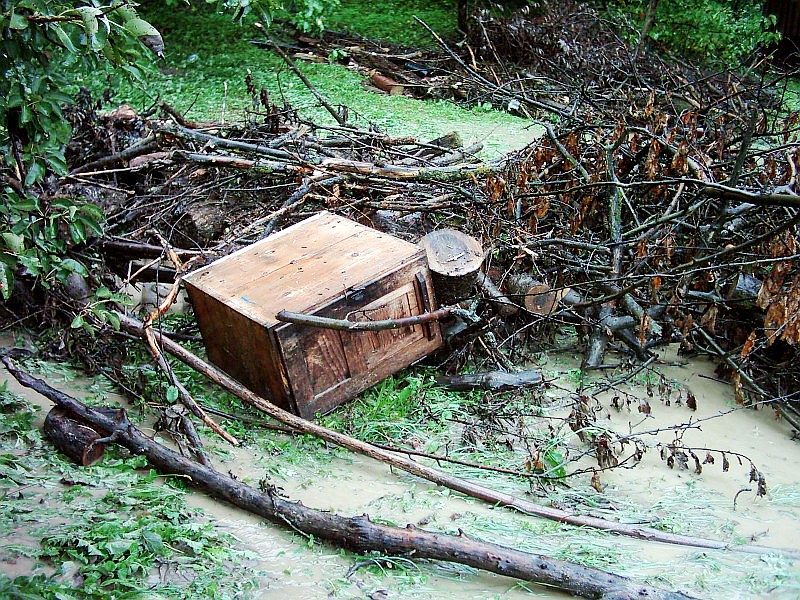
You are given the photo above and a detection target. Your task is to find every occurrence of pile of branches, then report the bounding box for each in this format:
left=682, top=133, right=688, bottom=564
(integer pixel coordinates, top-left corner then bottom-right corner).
left=441, top=0, right=800, bottom=427
left=7, top=0, right=800, bottom=436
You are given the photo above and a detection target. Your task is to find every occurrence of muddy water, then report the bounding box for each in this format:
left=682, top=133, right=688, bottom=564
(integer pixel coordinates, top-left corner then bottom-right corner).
left=2, top=347, right=799, bottom=599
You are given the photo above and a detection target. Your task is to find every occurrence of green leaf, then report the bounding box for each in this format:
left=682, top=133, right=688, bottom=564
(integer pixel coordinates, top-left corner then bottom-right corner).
left=76, top=215, right=104, bottom=237
left=0, top=263, right=14, bottom=301
left=52, top=24, right=77, bottom=53
left=17, top=254, right=41, bottom=276
left=124, top=18, right=164, bottom=57
left=60, top=258, right=88, bottom=276
left=69, top=219, right=87, bottom=244
left=24, top=161, right=45, bottom=186
left=124, top=18, right=160, bottom=38
left=47, top=153, right=68, bottom=176
left=166, top=386, right=179, bottom=404
left=141, top=530, right=164, bottom=554
left=76, top=6, right=101, bottom=38
left=70, top=314, right=85, bottom=329
left=9, top=13, right=28, bottom=30
left=2, top=232, right=25, bottom=253
left=116, top=4, right=139, bottom=22
left=78, top=203, right=105, bottom=222
left=105, top=311, right=121, bottom=330
left=105, top=539, right=135, bottom=556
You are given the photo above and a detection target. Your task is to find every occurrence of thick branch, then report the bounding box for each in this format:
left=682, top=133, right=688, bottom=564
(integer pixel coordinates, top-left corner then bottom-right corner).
left=276, top=307, right=454, bottom=332
left=1, top=358, right=698, bottom=600
left=113, top=313, right=800, bottom=559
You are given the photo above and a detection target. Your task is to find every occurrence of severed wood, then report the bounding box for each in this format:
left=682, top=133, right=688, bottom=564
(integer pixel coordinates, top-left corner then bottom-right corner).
left=370, top=71, right=405, bottom=95
left=3, top=359, right=698, bottom=600
left=43, top=406, right=108, bottom=466
left=175, top=198, right=227, bottom=247
left=420, top=229, right=484, bottom=304
left=435, top=370, right=542, bottom=392
left=475, top=272, right=520, bottom=317
left=506, top=274, right=578, bottom=315
left=112, top=313, right=800, bottom=560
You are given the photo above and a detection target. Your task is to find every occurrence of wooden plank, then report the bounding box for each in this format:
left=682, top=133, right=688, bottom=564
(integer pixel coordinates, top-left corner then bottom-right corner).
left=299, top=324, right=442, bottom=418
left=343, top=283, right=423, bottom=375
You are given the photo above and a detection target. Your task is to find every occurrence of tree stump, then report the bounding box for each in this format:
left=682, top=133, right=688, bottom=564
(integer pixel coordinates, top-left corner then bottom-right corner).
left=420, top=229, right=483, bottom=305
left=43, top=407, right=106, bottom=466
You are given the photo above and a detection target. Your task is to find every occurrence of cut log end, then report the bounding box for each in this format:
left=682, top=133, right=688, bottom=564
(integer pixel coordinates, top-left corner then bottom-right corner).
left=506, top=274, right=579, bottom=315
left=420, top=229, right=484, bottom=304
left=43, top=407, right=105, bottom=466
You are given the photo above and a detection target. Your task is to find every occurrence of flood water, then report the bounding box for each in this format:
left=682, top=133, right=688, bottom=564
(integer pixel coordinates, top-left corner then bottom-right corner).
left=2, top=344, right=799, bottom=599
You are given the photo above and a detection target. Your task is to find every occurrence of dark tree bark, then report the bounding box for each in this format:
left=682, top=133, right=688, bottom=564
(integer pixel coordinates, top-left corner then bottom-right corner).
left=435, top=370, right=542, bottom=391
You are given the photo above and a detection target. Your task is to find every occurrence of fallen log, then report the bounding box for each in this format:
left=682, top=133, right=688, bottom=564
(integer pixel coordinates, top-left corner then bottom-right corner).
left=506, top=274, right=581, bottom=315
left=43, top=406, right=107, bottom=466
left=369, top=71, right=405, bottom=95
left=2, top=358, right=698, bottom=600
left=114, top=313, right=800, bottom=560
left=435, top=370, right=542, bottom=392
left=476, top=272, right=520, bottom=317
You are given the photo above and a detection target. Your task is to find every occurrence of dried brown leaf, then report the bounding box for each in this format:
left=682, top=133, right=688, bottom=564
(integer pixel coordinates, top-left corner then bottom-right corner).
left=740, top=330, right=757, bottom=360
left=590, top=470, right=603, bottom=493
left=732, top=371, right=745, bottom=405
left=699, top=305, right=718, bottom=334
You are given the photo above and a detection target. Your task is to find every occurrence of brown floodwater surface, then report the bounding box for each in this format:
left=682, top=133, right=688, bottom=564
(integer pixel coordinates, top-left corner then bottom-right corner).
left=1, top=343, right=798, bottom=598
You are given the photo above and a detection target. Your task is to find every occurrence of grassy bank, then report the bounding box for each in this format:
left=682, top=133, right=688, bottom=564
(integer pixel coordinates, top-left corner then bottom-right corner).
left=114, top=2, right=536, bottom=157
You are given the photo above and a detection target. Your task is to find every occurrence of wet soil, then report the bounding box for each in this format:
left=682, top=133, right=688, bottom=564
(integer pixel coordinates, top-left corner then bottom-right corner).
left=1, top=343, right=798, bottom=599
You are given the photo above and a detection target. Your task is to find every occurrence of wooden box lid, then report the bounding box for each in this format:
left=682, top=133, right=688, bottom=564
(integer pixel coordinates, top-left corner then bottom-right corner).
left=183, top=212, right=425, bottom=326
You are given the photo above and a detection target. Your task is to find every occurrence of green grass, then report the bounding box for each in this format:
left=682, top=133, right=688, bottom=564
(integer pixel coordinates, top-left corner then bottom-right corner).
left=111, top=2, right=536, bottom=158
left=784, top=78, right=800, bottom=113
left=321, top=372, right=474, bottom=445
left=327, top=0, right=458, bottom=47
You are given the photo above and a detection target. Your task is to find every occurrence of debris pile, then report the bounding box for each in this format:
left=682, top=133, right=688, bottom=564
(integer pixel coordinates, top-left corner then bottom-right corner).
left=6, top=0, right=800, bottom=470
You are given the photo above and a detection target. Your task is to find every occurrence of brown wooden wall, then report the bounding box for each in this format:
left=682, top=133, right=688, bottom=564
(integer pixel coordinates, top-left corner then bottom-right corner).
left=766, top=0, right=800, bottom=61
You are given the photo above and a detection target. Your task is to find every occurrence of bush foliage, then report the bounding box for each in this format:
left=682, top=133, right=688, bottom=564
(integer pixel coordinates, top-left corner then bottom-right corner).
left=608, top=0, right=780, bottom=64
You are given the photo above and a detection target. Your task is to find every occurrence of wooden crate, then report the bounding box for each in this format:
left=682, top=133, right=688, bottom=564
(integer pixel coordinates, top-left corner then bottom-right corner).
left=183, top=212, right=442, bottom=418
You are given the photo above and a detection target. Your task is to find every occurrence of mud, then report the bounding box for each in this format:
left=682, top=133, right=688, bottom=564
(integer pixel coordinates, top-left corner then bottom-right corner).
left=1, top=343, right=798, bottom=598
